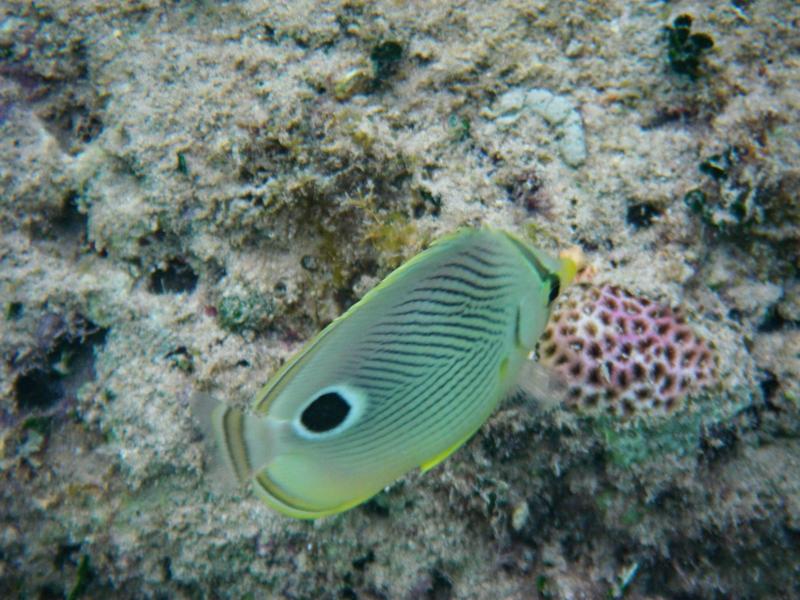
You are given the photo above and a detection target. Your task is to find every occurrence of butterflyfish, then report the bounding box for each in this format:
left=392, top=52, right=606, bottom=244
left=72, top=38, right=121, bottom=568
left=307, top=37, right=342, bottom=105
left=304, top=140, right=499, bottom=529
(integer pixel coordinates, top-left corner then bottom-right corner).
left=209, top=228, right=577, bottom=518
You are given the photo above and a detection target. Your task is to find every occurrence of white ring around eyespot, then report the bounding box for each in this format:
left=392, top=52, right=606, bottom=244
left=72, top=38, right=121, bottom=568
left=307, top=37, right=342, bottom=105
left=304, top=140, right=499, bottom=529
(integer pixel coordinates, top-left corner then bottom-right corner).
left=291, top=384, right=366, bottom=440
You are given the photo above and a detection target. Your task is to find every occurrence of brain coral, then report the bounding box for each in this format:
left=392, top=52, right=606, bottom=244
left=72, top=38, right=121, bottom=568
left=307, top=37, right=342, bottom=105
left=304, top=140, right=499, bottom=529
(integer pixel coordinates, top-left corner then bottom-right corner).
left=539, top=284, right=717, bottom=418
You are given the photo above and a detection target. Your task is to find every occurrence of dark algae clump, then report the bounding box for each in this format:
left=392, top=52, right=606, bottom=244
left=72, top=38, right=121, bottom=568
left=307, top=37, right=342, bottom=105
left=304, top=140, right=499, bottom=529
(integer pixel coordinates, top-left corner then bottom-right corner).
left=665, top=14, right=714, bottom=78
left=370, top=40, right=404, bottom=84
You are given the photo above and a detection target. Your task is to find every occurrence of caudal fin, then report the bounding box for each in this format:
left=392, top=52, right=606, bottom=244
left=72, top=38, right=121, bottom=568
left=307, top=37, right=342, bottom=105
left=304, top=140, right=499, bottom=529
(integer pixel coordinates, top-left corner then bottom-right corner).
left=213, top=403, right=278, bottom=484
left=192, top=392, right=275, bottom=486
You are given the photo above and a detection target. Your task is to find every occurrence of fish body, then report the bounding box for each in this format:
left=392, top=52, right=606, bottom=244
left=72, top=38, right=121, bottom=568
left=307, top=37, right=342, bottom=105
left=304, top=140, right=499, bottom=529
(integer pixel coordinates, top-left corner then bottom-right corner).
left=212, top=228, right=574, bottom=518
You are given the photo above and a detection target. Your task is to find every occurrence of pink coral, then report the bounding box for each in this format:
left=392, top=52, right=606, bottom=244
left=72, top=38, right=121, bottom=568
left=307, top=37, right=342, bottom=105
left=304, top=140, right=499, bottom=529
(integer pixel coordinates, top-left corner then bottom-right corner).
left=539, top=284, right=716, bottom=418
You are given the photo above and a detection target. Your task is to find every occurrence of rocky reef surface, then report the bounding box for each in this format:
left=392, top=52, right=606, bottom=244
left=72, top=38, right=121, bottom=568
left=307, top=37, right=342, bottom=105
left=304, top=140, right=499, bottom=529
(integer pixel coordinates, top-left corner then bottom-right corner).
left=1, top=1, right=798, bottom=598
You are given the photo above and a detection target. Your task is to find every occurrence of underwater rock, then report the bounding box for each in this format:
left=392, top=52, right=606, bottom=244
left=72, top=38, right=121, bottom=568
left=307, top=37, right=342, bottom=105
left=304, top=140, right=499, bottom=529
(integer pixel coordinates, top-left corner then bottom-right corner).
left=488, top=88, right=587, bottom=168
left=1, top=2, right=797, bottom=598
left=333, top=68, right=373, bottom=101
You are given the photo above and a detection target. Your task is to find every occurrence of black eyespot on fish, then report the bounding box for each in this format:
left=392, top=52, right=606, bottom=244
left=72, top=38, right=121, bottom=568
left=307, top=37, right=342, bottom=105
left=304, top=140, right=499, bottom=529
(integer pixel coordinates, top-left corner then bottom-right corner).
left=301, top=392, right=351, bottom=433
left=547, top=274, right=561, bottom=305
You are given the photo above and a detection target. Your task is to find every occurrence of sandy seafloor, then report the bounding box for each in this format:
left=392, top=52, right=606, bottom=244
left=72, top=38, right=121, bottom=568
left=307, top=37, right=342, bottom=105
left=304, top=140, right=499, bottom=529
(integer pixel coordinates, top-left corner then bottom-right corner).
left=1, top=1, right=799, bottom=598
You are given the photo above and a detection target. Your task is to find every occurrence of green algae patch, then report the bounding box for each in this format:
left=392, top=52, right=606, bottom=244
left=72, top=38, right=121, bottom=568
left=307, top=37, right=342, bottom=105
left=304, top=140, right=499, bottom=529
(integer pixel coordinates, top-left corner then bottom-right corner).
left=217, top=295, right=274, bottom=334
left=448, top=114, right=471, bottom=143
left=597, top=410, right=701, bottom=469
left=67, top=554, right=92, bottom=600
left=587, top=387, right=748, bottom=470
left=364, top=212, right=421, bottom=269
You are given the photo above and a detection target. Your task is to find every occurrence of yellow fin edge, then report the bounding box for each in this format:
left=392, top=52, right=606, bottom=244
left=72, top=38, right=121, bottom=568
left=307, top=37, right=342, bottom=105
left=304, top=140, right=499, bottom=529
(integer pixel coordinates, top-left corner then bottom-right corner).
left=252, top=425, right=480, bottom=518
left=419, top=432, right=474, bottom=473
left=253, top=472, right=380, bottom=520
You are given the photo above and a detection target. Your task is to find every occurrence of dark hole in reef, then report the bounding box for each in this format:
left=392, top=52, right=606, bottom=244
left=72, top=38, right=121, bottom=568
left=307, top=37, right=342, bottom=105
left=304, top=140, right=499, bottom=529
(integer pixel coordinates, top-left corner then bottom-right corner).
left=22, top=415, right=52, bottom=436
left=339, top=587, right=357, bottom=600
left=6, top=301, right=24, bottom=320
left=54, top=542, right=82, bottom=570
left=727, top=308, right=743, bottom=323
left=165, top=346, right=194, bottom=373
left=301, top=255, right=319, bottom=272
left=699, top=151, right=732, bottom=180
left=413, top=189, right=442, bottom=218
left=626, top=202, right=661, bottom=229
left=148, top=258, right=198, bottom=295
left=77, top=112, right=103, bottom=145
left=699, top=422, right=738, bottom=464
left=370, top=40, right=404, bottom=82
left=426, top=569, right=453, bottom=600
left=301, top=392, right=351, bottom=432
left=53, top=191, right=88, bottom=243
left=352, top=549, right=375, bottom=571
left=362, top=496, right=391, bottom=517
left=758, top=305, right=796, bottom=333
left=759, top=370, right=779, bottom=403
left=161, top=556, right=172, bottom=581
left=14, top=368, right=63, bottom=410
left=335, top=286, right=357, bottom=312
left=14, top=318, right=108, bottom=412
left=138, top=230, right=166, bottom=247
left=37, top=583, right=65, bottom=600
